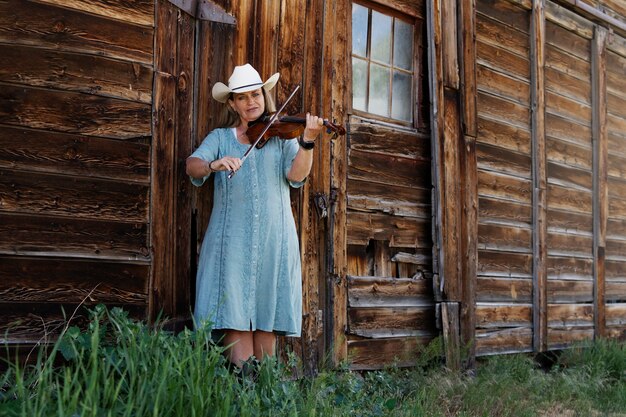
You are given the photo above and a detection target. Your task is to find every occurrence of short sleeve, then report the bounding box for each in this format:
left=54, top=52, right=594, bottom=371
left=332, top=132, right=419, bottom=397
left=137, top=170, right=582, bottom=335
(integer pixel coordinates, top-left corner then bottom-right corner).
left=189, top=129, right=221, bottom=187
left=282, top=138, right=306, bottom=188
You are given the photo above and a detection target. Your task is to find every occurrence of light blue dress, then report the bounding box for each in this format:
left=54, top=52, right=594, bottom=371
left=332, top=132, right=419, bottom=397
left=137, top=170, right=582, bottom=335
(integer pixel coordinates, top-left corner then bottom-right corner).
left=190, top=127, right=304, bottom=336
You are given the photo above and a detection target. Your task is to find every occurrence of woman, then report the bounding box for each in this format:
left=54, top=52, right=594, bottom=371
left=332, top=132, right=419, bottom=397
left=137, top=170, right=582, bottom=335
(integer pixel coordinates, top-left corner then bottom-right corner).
left=186, top=64, right=322, bottom=368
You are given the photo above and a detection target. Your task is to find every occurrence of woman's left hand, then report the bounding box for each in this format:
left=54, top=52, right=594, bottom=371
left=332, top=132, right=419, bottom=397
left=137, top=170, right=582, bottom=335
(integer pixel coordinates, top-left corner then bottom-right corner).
left=302, top=113, right=324, bottom=142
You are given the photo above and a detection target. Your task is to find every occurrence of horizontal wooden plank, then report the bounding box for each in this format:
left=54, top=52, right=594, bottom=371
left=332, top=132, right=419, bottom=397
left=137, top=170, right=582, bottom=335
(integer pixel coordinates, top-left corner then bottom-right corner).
left=476, top=277, right=532, bottom=302
left=348, top=306, right=436, bottom=336
left=0, top=302, right=145, bottom=343
left=475, top=327, right=533, bottom=356
left=476, top=13, right=529, bottom=57
left=547, top=161, right=592, bottom=190
left=478, top=250, right=532, bottom=277
left=477, top=142, right=531, bottom=178
left=606, top=260, right=626, bottom=278
left=347, top=178, right=430, bottom=218
left=608, top=177, right=626, bottom=202
left=609, top=196, right=626, bottom=220
left=606, top=304, right=626, bottom=326
left=546, top=136, right=592, bottom=170
left=547, top=256, right=593, bottom=280
left=0, top=212, right=149, bottom=260
left=477, top=40, right=530, bottom=81
left=0, top=169, right=149, bottom=222
left=544, top=0, right=593, bottom=40
left=547, top=208, right=593, bottom=234
left=348, top=149, right=430, bottom=189
left=547, top=327, right=593, bottom=350
left=35, top=0, right=154, bottom=26
left=0, top=0, right=153, bottom=64
left=607, top=281, right=626, bottom=302
left=477, top=116, right=531, bottom=154
left=545, top=66, right=591, bottom=104
left=545, top=44, right=591, bottom=82
left=348, top=275, right=433, bottom=307
left=547, top=183, right=592, bottom=214
left=546, top=91, right=592, bottom=127
left=479, top=196, right=532, bottom=226
left=0, top=125, right=150, bottom=183
left=478, top=223, right=532, bottom=253
left=0, top=44, right=152, bottom=103
left=477, top=64, right=529, bottom=104
left=477, top=0, right=530, bottom=33
left=349, top=121, right=430, bottom=159
left=545, top=19, right=591, bottom=60
left=347, top=335, right=435, bottom=370
left=476, top=303, right=532, bottom=328
left=608, top=113, right=626, bottom=134
left=546, top=113, right=592, bottom=147
left=606, top=238, right=626, bottom=260
left=347, top=211, right=430, bottom=247
left=606, top=70, right=626, bottom=102
left=607, top=218, right=626, bottom=240
left=548, top=303, right=593, bottom=327
left=0, top=84, right=151, bottom=139
left=608, top=132, right=626, bottom=160
left=478, top=170, right=532, bottom=203
left=0, top=255, right=148, bottom=304
left=477, top=91, right=530, bottom=129
left=547, top=279, right=593, bottom=303
left=607, top=92, right=626, bottom=119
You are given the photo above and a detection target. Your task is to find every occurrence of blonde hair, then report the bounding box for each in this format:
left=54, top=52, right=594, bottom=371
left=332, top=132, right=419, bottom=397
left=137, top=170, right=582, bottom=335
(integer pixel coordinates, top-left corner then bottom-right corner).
left=216, top=89, right=277, bottom=128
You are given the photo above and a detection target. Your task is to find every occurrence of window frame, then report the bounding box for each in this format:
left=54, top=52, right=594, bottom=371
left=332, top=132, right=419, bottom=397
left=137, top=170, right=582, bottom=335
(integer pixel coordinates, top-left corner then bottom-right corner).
left=350, top=0, right=422, bottom=128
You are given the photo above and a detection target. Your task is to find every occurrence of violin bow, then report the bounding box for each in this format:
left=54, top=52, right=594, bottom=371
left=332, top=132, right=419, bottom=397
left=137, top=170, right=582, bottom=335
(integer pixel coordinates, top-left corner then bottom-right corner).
left=228, top=85, right=301, bottom=179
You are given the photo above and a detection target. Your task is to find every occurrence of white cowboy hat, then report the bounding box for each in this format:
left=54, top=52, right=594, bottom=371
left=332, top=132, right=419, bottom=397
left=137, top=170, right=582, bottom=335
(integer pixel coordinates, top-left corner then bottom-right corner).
left=212, top=64, right=280, bottom=103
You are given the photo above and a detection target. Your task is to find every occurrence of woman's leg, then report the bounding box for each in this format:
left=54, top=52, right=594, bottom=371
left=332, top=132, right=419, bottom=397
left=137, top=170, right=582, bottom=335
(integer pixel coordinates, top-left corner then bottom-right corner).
left=253, top=331, right=276, bottom=359
left=222, top=330, right=254, bottom=367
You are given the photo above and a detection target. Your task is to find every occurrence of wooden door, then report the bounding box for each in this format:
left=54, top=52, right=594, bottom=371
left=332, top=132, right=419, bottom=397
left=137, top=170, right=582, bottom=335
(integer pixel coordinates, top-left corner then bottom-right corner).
left=339, top=0, right=437, bottom=370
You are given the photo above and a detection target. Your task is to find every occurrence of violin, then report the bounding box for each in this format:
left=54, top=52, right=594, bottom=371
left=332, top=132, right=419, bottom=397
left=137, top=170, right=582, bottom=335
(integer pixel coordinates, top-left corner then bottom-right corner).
left=228, top=85, right=345, bottom=179
left=247, top=112, right=347, bottom=149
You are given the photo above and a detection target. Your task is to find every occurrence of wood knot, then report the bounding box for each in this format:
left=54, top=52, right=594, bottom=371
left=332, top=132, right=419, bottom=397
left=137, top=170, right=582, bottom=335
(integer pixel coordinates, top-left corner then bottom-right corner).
left=52, top=20, right=66, bottom=33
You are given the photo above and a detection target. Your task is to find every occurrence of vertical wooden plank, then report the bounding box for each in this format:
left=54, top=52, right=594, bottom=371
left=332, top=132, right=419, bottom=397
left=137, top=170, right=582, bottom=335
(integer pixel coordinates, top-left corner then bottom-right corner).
left=441, top=302, right=461, bottom=370
left=531, top=0, right=547, bottom=352
left=151, top=0, right=178, bottom=319
left=326, top=0, right=350, bottom=365
left=442, top=0, right=460, bottom=88
left=254, top=0, right=280, bottom=83
left=230, top=0, right=255, bottom=65
left=301, top=0, right=326, bottom=374
left=592, top=26, right=608, bottom=338
left=459, top=0, right=477, bottom=137
left=459, top=0, right=477, bottom=367
left=174, top=8, right=195, bottom=319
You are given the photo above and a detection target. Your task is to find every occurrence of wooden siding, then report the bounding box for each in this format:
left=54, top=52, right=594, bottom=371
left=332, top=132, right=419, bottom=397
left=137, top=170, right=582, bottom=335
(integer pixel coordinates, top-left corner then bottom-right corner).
left=476, top=0, right=534, bottom=355
left=0, top=0, right=153, bottom=344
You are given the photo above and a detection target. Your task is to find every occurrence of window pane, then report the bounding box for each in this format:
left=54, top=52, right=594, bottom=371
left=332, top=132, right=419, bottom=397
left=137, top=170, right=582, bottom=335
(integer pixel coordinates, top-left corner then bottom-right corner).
left=352, top=4, right=368, bottom=57
left=352, top=57, right=367, bottom=111
left=392, top=70, right=412, bottom=122
left=371, top=11, right=391, bottom=64
left=394, top=19, right=413, bottom=70
left=369, top=64, right=390, bottom=116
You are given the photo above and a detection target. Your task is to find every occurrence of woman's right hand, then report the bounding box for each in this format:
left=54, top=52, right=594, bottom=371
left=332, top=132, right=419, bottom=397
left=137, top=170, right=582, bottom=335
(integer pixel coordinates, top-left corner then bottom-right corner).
left=210, top=156, right=242, bottom=173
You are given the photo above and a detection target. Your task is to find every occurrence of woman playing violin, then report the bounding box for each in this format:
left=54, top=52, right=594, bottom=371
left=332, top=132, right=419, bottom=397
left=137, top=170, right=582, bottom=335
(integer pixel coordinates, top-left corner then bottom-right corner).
left=186, top=64, right=323, bottom=370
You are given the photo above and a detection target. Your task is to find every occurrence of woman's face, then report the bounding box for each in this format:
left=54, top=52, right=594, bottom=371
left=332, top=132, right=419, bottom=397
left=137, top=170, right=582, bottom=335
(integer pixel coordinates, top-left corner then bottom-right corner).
left=229, top=88, right=266, bottom=124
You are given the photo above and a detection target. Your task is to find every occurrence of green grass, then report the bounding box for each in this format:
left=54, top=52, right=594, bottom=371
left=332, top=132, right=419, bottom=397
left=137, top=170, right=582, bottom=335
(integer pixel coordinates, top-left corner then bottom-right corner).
left=1, top=306, right=625, bottom=417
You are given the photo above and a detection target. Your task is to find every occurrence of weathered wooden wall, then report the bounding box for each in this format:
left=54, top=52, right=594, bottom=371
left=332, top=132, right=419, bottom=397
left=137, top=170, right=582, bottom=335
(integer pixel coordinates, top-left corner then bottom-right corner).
left=472, top=0, right=626, bottom=356
left=0, top=0, right=154, bottom=345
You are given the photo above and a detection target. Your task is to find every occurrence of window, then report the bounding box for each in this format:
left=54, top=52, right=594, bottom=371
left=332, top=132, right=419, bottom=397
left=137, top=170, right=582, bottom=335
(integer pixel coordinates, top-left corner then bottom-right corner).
left=351, top=2, right=416, bottom=124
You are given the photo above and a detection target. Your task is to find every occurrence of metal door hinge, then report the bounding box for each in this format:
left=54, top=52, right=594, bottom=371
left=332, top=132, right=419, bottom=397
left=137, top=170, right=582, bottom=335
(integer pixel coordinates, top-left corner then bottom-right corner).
left=167, top=0, right=236, bottom=25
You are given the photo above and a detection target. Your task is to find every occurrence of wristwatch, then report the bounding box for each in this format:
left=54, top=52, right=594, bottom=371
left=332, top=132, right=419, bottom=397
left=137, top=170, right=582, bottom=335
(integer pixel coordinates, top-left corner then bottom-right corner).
left=298, top=137, right=315, bottom=150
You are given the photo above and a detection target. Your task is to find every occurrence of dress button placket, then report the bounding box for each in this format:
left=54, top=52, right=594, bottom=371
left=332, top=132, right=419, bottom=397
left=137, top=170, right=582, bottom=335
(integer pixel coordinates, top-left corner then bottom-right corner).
left=249, top=153, right=259, bottom=327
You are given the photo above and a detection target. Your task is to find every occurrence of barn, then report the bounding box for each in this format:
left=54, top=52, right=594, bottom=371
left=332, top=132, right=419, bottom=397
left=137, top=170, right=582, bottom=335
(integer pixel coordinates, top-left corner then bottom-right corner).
left=1, top=0, right=625, bottom=372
